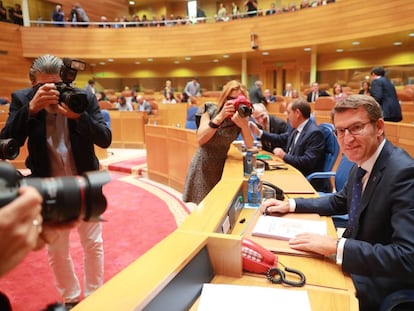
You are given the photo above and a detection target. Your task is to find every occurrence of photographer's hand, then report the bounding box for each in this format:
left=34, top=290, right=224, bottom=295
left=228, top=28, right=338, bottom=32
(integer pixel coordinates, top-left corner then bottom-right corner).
left=0, top=186, right=43, bottom=277
left=55, top=102, right=81, bottom=120
left=29, top=83, right=60, bottom=116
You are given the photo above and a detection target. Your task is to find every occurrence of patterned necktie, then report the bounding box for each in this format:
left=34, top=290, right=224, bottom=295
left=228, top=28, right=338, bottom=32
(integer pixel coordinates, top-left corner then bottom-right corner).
left=346, top=167, right=367, bottom=235
left=288, top=129, right=298, bottom=155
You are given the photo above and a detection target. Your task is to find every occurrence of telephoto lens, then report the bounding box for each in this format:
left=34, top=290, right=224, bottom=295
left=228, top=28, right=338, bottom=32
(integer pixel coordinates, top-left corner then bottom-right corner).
left=0, top=138, right=20, bottom=160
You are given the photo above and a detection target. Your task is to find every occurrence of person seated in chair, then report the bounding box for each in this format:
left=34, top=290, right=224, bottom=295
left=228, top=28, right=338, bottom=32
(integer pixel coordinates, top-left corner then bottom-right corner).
left=250, top=103, right=287, bottom=151
left=250, top=98, right=328, bottom=192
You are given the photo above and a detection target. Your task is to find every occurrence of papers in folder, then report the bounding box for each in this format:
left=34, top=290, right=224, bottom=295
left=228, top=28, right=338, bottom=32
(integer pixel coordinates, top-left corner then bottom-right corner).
left=197, top=283, right=311, bottom=311
left=252, top=215, right=327, bottom=240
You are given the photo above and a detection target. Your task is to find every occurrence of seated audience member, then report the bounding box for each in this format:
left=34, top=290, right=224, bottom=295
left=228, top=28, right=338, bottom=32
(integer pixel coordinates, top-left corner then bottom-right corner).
left=307, top=82, right=330, bottom=102
left=261, top=95, right=414, bottom=311
left=163, top=80, right=174, bottom=99
left=115, top=96, right=133, bottom=111
left=179, top=92, right=190, bottom=103
left=283, top=83, right=294, bottom=97
left=250, top=98, right=327, bottom=192
left=162, top=92, right=177, bottom=104
left=250, top=103, right=288, bottom=151
left=332, top=82, right=348, bottom=103
left=358, top=80, right=371, bottom=95
left=263, top=89, right=276, bottom=103
left=136, top=95, right=152, bottom=114
left=266, top=3, right=277, bottom=15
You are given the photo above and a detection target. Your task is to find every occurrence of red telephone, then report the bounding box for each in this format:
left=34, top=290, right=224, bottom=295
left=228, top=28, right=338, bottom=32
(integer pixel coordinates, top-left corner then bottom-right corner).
left=241, top=238, right=278, bottom=274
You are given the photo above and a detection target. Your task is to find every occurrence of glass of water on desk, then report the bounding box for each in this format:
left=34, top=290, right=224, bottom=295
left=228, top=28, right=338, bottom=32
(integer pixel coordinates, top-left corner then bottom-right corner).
left=255, top=161, right=265, bottom=177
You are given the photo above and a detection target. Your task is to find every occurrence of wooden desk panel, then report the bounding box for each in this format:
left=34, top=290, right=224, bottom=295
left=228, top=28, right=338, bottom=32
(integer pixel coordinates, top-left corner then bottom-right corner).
left=157, top=103, right=188, bottom=127
left=108, top=111, right=147, bottom=148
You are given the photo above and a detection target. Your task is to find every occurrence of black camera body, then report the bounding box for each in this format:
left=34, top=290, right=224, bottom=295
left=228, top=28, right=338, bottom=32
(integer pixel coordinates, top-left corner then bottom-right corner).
left=0, top=138, right=19, bottom=160
left=233, top=95, right=253, bottom=118
left=56, top=58, right=88, bottom=114
left=0, top=161, right=110, bottom=225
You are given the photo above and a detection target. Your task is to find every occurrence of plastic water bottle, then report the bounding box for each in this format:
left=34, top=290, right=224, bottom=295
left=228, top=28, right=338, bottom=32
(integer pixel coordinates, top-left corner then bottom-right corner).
left=247, top=171, right=261, bottom=206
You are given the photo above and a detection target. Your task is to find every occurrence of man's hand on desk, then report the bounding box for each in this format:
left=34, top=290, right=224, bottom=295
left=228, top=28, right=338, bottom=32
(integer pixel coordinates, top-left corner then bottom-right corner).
left=273, top=147, right=286, bottom=159
left=260, top=199, right=290, bottom=214
left=289, top=233, right=337, bottom=257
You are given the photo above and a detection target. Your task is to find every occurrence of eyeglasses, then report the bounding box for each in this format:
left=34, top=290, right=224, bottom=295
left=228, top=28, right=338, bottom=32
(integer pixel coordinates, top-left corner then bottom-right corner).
left=334, top=121, right=373, bottom=137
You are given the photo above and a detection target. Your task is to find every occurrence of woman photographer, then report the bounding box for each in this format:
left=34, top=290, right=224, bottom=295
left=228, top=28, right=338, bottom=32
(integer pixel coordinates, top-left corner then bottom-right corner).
left=182, top=80, right=254, bottom=204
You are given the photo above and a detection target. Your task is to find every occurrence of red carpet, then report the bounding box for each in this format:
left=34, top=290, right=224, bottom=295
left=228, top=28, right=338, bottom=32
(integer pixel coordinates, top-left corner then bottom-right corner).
left=107, top=156, right=147, bottom=174
left=0, top=169, right=190, bottom=311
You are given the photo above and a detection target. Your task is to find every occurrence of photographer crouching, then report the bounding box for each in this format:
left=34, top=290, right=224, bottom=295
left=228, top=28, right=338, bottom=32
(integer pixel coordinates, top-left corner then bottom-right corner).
left=0, top=54, right=112, bottom=309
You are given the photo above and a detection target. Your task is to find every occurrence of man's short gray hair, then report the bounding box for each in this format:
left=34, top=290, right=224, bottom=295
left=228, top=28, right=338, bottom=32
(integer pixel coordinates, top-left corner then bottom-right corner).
left=29, top=54, right=63, bottom=84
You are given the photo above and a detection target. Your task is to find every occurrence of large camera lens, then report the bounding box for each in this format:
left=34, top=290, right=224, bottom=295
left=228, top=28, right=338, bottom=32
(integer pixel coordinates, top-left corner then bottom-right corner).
left=237, top=104, right=252, bottom=118
left=59, top=89, right=89, bottom=114
left=21, top=170, right=111, bottom=225
left=0, top=138, right=20, bottom=160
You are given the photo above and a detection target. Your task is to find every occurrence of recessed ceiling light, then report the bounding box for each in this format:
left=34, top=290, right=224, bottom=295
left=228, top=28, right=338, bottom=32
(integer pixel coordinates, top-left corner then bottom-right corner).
left=222, top=54, right=230, bottom=58
left=107, top=58, right=114, bottom=62
left=174, top=60, right=180, bottom=64
left=393, top=41, right=402, bottom=46
left=262, top=51, right=269, bottom=56
left=135, top=61, right=140, bottom=64
left=409, top=33, right=414, bottom=37
left=147, top=58, right=153, bottom=62
left=352, top=41, right=360, bottom=45
left=336, top=48, right=344, bottom=52
left=185, top=57, right=192, bottom=61
left=213, top=59, right=219, bottom=62
left=304, top=47, right=312, bottom=52
left=129, top=1, right=135, bottom=5
left=99, top=62, right=106, bottom=65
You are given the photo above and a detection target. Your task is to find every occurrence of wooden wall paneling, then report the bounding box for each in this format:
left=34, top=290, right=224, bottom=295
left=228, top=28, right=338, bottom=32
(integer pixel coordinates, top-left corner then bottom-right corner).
left=397, top=123, right=414, bottom=157
left=145, top=125, right=170, bottom=185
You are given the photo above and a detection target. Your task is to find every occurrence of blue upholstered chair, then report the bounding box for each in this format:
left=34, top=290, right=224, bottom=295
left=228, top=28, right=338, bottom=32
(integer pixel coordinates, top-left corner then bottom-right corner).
left=306, top=123, right=340, bottom=193
left=307, top=153, right=355, bottom=228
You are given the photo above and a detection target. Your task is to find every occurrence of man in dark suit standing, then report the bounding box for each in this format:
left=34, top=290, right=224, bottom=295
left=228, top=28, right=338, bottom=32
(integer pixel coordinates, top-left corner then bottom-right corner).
left=306, top=82, right=330, bottom=102
left=370, top=66, right=402, bottom=122
left=250, top=98, right=327, bottom=192
left=261, top=95, right=414, bottom=310
left=250, top=103, right=288, bottom=152
left=248, top=80, right=267, bottom=105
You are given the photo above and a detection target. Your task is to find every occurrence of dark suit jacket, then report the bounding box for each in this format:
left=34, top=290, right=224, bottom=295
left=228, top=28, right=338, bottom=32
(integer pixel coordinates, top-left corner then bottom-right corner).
left=0, top=87, right=112, bottom=177
left=294, top=141, right=414, bottom=310
left=260, top=120, right=326, bottom=191
left=306, top=90, right=330, bottom=103
left=371, top=77, right=402, bottom=122
left=258, top=115, right=288, bottom=152
left=249, top=87, right=266, bottom=105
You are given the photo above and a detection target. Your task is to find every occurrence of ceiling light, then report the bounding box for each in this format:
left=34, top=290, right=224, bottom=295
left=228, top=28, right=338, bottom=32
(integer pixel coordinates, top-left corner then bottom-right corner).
left=135, top=61, right=140, bottom=64
left=174, top=60, right=180, bottom=64
left=393, top=41, right=402, bottom=46
left=185, top=57, right=192, bottom=61
left=129, top=1, right=135, bottom=5
left=351, top=41, right=360, bottom=45
left=147, top=58, right=153, bottom=62
left=262, top=51, right=269, bottom=56
left=222, top=54, right=230, bottom=58
left=409, top=33, right=414, bottom=37
left=304, top=47, right=312, bottom=52
left=213, top=59, right=219, bottom=63
left=99, top=62, right=106, bottom=65
left=107, top=58, right=114, bottom=62
left=336, top=48, right=344, bottom=52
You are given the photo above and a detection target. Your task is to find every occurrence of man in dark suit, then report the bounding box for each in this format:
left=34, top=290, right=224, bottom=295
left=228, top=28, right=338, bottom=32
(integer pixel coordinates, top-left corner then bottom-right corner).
left=370, top=66, right=402, bottom=122
left=0, top=54, right=112, bottom=308
left=250, top=103, right=288, bottom=151
left=261, top=95, right=414, bottom=310
left=306, top=82, right=330, bottom=102
left=250, top=98, right=327, bottom=192
left=248, top=80, right=267, bottom=105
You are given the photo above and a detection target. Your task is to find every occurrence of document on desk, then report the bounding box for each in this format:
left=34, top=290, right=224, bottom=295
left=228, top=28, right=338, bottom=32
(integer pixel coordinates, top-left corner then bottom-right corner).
left=197, top=283, right=311, bottom=311
left=252, top=215, right=327, bottom=240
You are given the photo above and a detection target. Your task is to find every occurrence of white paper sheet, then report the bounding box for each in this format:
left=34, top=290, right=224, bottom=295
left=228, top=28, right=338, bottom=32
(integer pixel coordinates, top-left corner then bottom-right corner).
left=197, top=283, right=311, bottom=311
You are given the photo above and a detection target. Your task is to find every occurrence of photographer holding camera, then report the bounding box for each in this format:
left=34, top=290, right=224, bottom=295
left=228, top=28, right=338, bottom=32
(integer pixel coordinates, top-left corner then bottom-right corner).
left=182, top=80, right=254, bottom=204
left=0, top=54, right=112, bottom=309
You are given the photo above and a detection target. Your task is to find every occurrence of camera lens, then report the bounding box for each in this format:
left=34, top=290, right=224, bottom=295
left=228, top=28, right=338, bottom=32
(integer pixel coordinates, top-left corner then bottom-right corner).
left=21, top=170, right=111, bottom=224
left=238, top=104, right=252, bottom=118
left=0, top=138, right=20, bottom=160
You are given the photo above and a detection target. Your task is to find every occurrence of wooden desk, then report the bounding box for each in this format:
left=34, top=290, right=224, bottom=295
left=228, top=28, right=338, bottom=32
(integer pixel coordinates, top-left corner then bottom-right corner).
left=75, top=136, right=357, bottom=311
left=109, top=111, right=148, bottom=148
left=72, top=231, right=357, bottom=311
